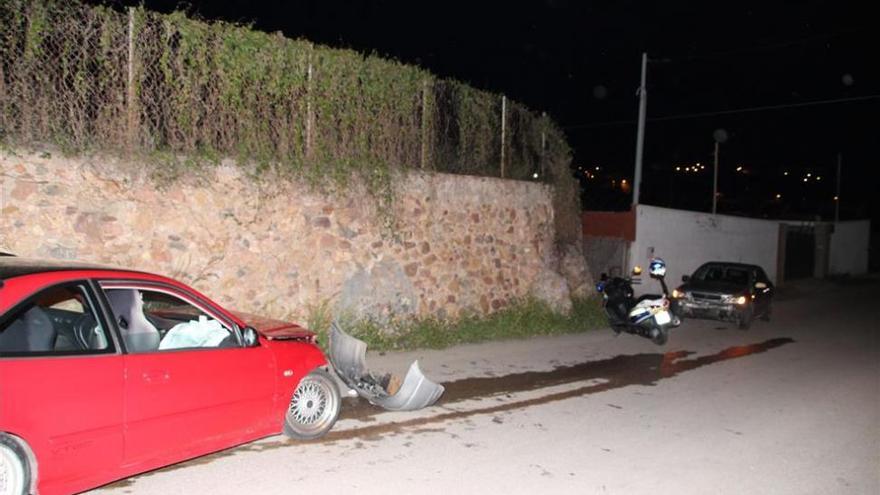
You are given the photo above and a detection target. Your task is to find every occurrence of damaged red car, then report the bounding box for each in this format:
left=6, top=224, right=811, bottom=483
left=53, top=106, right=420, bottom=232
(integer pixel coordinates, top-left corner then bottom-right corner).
left=0, top=257, right=341, bottom=495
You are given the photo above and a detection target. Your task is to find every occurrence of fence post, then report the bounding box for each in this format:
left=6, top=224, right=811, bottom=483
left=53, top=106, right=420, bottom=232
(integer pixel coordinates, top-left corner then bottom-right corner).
left=126, top=7, right=137, bottom=150
left=500, top=95, right=506, bottom=178
left=305, top=43, right=314, bottom=160
left=420, top=79, right=430, bottom=169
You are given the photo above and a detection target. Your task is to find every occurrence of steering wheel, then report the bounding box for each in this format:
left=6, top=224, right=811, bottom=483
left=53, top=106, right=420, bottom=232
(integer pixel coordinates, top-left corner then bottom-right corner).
left=72, top=313, right=99, bottom=350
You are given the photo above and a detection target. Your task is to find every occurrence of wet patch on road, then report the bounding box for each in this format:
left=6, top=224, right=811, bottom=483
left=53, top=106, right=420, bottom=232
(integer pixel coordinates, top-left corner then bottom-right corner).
left=339, top=337, right=795, bottom=424
left=100, top=338, right=793, bottom=489
left=314, top=337, right=796, bottom=442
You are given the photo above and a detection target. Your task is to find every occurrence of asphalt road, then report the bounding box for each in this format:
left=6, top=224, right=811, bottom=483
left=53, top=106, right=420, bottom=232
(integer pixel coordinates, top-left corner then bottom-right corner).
left=90, top=277, right=880, bottom=495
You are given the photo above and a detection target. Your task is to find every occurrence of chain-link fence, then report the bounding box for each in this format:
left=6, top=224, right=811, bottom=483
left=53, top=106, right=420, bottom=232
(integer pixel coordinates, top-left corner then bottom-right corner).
left=0, top=0, right=579, bottom=240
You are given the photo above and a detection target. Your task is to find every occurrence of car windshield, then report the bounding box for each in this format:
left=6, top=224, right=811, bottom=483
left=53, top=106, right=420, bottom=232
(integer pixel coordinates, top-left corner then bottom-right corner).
left=692, top=264, right=749, bottom=285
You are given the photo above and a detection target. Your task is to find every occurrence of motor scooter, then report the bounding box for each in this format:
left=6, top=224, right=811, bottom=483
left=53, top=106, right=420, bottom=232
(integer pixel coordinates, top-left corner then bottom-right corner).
left=596, top=258, right=682, bottom=345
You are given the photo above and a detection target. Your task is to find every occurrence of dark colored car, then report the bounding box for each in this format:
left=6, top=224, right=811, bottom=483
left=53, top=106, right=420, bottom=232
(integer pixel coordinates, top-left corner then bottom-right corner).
left=671, top=262, right=774, bottom=329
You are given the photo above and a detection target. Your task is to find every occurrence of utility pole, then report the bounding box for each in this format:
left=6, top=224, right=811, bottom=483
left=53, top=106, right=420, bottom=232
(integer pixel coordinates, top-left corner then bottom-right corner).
left=712, top=141, right=719, bottom=215
left=632, top=52, right=648, bottom=206
left=835, top=152, right=842, bottom=223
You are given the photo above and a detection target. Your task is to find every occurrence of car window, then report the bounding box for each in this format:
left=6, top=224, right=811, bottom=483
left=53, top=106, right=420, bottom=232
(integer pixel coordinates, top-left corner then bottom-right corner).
left=0, top=284, right=112, bottom=356
left=693, top=264, right=749, bottom=285
left=693, top=264, right=722, bottom=281
left=102, top=287, right=238, bottom=353
left=725, top=268, right=749, bottom=285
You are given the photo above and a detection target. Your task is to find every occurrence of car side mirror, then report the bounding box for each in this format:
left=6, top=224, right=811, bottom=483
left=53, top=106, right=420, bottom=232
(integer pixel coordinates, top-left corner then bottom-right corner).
left=242, top=326, right=259, bottom=347
left=681, top=275, right=690, bottom=282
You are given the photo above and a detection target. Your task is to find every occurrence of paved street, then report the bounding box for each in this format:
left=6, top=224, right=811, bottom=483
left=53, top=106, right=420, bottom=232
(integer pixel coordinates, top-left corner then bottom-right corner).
left=91, top=278, right=880, bottom=495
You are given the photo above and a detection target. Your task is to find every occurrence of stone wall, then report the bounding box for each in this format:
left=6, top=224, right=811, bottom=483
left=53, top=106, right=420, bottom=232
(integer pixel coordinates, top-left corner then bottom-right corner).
left=1, top=150, right=567, bottom=323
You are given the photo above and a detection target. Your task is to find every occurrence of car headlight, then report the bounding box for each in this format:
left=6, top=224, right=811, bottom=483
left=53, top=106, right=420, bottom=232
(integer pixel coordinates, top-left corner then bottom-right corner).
left=671, top=288, right=684, bottom=299
left=722, top=294, right=749, bottom=305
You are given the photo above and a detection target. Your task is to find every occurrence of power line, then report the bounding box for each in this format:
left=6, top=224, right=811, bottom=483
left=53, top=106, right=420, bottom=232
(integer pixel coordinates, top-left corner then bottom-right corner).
left=652, top=27, right=871, bottom=63
left=565, top=94, right=880, bottom=130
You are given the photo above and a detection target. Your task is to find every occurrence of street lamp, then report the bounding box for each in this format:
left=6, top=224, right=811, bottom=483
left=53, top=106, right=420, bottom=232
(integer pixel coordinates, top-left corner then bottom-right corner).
left=712, top=129, right=729, bottom=215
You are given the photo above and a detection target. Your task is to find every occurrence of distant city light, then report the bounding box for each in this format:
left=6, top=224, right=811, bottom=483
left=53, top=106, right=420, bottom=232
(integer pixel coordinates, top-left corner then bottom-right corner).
left=675, top=166, right=681, bottom=171
left=775, top=193, right=782, bottom=199
left=532, top=172, right=539, bottom=179
left=806, top=173, right=812, bottom=177
left=784, top=171, right=789, bottom=176
left=803, top=178, right=808, bottom=182
left=834, top=196, right=839, bottom=201
left=621, top=179, right=627, bottom=184
left=595, top=166, right=600, bottom=171
left=816, top=176, right=822, bottom=181
left=736, top=166, right=743, bottom=172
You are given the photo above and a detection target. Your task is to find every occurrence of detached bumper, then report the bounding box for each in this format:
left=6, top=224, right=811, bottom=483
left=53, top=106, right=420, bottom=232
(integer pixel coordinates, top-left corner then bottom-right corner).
left=328, top=322, right=445, bottom=411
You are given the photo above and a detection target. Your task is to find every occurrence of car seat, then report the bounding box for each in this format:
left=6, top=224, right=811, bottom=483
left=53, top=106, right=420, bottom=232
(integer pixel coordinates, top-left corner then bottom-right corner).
left=0, top=306, right=57, bottom=352
left=105, top=289, right=160, bottom=352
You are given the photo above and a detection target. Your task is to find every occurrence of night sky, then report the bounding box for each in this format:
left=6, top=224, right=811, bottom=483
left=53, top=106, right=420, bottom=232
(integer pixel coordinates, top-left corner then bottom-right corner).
left=101, top=0, right=878, bottom=223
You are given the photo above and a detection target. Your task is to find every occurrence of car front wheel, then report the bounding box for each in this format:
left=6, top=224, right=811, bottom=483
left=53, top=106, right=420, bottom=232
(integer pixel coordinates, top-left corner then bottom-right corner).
left=0, top=434, right=30, bottom=495
left=760, top=303, right=772, bottom=322
left=738, top=307, right=754, bottom=330
left=283, top=369, right=341, bottom=440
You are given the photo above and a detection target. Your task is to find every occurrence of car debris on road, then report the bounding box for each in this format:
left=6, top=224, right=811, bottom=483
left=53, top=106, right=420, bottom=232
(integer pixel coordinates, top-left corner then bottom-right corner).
left=329, top=321, right=445, bottom=411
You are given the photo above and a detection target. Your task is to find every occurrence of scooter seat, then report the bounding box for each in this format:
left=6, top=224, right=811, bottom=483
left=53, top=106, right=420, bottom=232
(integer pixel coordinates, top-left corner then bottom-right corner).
left=635, top=293, right=662, bottom=304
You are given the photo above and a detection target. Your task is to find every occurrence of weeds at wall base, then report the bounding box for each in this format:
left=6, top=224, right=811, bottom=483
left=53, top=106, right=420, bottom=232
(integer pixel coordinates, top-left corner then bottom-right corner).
left=310, top=296, right=606, bottom=353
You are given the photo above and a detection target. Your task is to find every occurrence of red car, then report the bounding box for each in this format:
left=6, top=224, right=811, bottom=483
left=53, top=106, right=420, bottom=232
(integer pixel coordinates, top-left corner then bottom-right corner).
left=0, top=257, right=341, bottom=495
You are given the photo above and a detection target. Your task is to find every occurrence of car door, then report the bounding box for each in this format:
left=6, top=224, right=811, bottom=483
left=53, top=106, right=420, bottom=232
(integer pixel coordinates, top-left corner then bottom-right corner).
left=98, top=281, right=276, bottom=466
left=0, top=280, right=124, bottom=491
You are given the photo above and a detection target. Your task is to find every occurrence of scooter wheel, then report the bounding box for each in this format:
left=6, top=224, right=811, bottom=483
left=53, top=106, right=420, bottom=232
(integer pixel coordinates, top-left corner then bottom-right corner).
left=651, top=328, right=668, bottom=345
